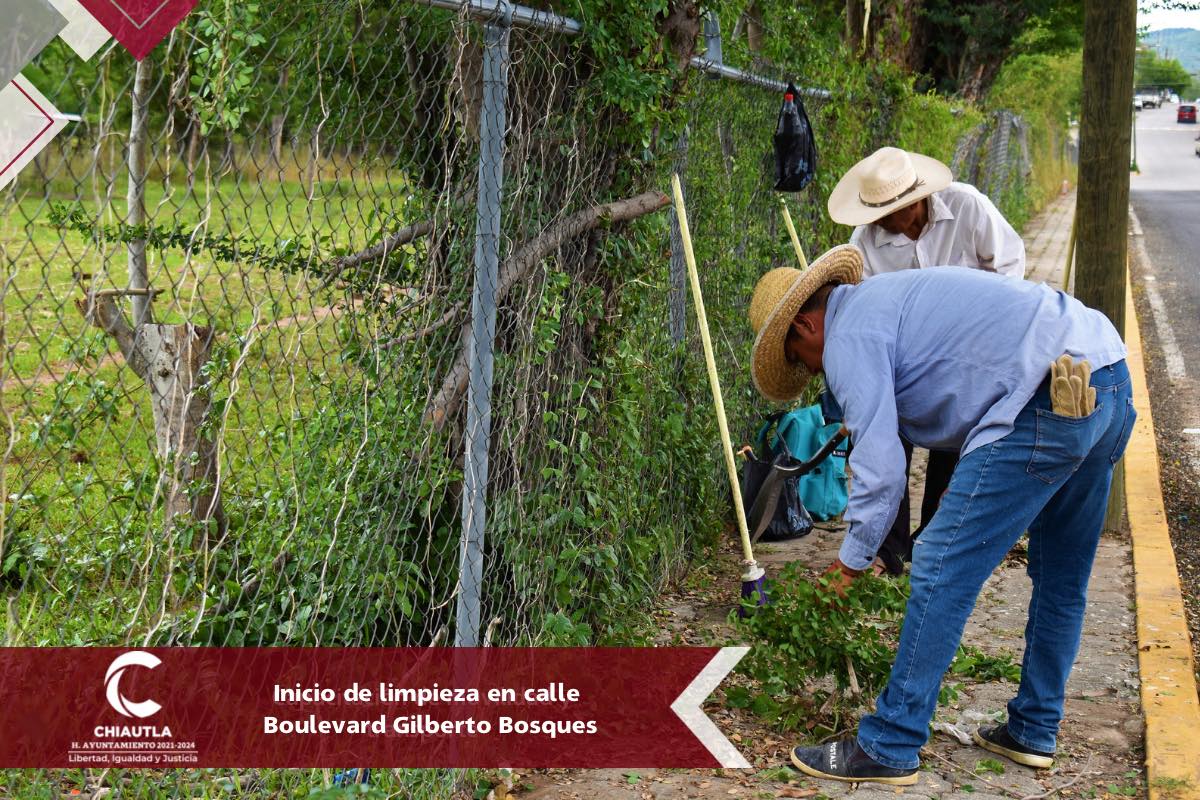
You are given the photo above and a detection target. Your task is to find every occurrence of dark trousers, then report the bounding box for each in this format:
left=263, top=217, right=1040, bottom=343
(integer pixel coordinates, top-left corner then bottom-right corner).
left=876, top=442, right=959, bottom=574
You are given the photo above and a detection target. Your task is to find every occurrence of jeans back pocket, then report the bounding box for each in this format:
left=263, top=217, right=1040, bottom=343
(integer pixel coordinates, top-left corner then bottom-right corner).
left=1026, top=407, right=1105, bottom=484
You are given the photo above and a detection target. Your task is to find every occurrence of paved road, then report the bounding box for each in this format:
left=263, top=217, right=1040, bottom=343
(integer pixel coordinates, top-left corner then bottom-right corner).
left=1130, top=103, right=1200, bottom=393
left=1128, top=101, right=1200, bottom=677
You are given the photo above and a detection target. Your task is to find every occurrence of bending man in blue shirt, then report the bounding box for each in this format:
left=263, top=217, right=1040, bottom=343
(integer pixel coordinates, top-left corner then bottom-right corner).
left=746, top=245, right=1133, bottom=784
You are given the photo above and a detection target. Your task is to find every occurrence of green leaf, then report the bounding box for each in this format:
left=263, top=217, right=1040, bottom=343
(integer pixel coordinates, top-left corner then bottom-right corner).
left=724, top=686, right=752, bottom=708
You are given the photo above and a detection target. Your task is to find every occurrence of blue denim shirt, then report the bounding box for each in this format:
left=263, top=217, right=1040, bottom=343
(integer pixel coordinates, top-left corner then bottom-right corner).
left=823, top=268, right=1127, bottom=570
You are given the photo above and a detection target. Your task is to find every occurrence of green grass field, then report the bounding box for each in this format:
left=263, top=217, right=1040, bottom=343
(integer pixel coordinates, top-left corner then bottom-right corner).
left=0, top=765, right=479, bottom=798
left=1, top=163, right=418, bottom=646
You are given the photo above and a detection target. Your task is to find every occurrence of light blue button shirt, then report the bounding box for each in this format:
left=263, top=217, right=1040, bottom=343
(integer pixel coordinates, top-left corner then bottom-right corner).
left=822, top=267, right=1128, bottom=571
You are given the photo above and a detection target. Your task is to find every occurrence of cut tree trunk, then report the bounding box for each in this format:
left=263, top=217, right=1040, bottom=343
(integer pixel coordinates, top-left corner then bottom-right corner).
left=83, top=57, right=228, bottom=548
left=127, top=59, right=153, bottom=328
left=142, top=323, right=227, bottom=543
left=269, top=65, right=289, bottom=167
left=306, top=128, right=321, bottom=200
left=186, top=119, right=203, bottom=185
left=76, top=295, right=228, bottom=547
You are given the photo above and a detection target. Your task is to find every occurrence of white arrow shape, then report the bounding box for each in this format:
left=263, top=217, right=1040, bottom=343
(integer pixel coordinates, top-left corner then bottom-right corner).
left=670, top=646, right=751, bottom=768
left=0, top=76, right=68, bottom=191
left=46, top=0, right=111, bottom=61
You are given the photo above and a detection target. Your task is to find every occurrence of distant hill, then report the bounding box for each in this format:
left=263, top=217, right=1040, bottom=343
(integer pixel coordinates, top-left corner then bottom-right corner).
left=1144, top=28, right=1200, bottom=75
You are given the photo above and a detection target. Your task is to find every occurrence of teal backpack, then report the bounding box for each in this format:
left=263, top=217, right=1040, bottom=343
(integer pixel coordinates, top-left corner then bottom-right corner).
left=755, top=405, right=849, bottom=521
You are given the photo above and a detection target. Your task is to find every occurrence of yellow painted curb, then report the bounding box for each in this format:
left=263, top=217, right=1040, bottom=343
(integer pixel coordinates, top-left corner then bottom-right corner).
left=1125, top=275, right=1200, bottom=800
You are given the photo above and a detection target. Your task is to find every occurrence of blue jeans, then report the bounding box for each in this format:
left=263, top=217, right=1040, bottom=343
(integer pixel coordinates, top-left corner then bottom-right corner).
left=857, top=361, right=1136, bottom=769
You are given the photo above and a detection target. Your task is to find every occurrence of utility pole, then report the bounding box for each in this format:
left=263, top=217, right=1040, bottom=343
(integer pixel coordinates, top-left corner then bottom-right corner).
left=1077, top=0, right=1135, bottom=327
left=1076, top=0, right=1136, bottom=531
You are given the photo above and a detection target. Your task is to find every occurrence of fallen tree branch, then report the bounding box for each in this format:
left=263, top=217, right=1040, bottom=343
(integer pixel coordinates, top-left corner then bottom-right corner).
left=423, top=189, right=670, bottom=431
left=844, top=655, right=860, bottom=696
left=318, top=220, right=435, bottom=291
left=379, top=301, right=464, bottom=350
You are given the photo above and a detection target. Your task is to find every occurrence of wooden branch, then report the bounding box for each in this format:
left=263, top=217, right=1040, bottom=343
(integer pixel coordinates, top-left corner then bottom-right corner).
left=378, top=301, right=464, bottom=350
left=844, top=655, right=861, bottom=696
left=92, top=288, right=164, bottom=298
left=423, top=190, right=670, bottom=431
left=318, top=220, right=435, bottom=290
left=74, top=292, right=150, bottom=379
left=497, top=191, right=669, bottom=302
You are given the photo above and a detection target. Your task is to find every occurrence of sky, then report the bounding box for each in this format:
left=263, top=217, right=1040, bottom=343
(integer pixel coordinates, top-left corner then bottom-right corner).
left=1140, top=6, right=1200, bottom=31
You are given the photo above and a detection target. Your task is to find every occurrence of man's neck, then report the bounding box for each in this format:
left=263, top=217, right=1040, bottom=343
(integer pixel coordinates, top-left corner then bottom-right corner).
left=901, top=199, right=928, bottom=241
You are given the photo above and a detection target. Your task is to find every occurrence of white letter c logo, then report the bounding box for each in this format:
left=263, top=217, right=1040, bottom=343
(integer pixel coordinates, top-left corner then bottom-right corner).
left=105, top=651, right=162, bottom=719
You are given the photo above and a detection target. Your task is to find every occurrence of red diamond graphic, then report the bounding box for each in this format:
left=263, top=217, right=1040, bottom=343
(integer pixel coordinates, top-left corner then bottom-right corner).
left=74, top=0, right=198, bottom=60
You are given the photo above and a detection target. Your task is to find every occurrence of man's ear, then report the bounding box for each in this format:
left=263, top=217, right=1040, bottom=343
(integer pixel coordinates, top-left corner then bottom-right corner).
left=790, top=313, right=816, bottom=337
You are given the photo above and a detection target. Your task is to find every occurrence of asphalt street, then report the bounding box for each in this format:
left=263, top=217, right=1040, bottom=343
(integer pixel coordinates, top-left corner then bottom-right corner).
left=1130, top=103, right=1200, bottom=436
left=1128, top=101, right=1200, bottom=675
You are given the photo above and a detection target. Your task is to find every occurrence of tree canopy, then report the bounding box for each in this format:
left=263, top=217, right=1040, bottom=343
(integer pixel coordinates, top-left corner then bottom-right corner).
left=1135, top=45, right=1195, bottom=97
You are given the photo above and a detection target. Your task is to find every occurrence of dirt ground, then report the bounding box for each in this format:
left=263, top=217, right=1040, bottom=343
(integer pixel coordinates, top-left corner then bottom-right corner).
left=517, top=453, right=1146, bottom=799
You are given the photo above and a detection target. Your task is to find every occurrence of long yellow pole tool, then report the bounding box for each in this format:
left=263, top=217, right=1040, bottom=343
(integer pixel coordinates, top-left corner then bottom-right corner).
left=779, top=198, right=809, bottom=270
left=670, top=174, right=765, bottom=593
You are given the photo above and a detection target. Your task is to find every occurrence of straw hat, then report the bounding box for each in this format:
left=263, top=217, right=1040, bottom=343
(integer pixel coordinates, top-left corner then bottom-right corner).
left=749, top=245, right=863, bottom=402
left=827, top=147, right=953, bottom=227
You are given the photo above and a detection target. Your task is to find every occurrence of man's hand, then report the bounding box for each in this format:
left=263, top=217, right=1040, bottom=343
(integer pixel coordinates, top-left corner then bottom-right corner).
left=820, top=558, right=865, bottom=599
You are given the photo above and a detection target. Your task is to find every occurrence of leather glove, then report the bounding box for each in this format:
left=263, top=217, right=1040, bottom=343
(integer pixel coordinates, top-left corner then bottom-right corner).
left=1049, top=354, right=1096, bottom=417
left=820, top=559, right=864, bottom=599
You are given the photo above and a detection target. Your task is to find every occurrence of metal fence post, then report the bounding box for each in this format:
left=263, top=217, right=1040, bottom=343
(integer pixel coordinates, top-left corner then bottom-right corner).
left=703, top=11, right=722, bottom=67
left=456, top=2, right=511, bottom=648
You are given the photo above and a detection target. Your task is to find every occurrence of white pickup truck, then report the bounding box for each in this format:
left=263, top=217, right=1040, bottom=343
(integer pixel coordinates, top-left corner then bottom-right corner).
left=1137, top=92, right=1161, bottom=109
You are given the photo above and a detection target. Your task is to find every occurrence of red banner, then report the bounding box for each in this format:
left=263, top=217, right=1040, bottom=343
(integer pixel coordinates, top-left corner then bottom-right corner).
left=0, top=647, right=746, bottom=768
left=75, top=0, right=198, bottom=60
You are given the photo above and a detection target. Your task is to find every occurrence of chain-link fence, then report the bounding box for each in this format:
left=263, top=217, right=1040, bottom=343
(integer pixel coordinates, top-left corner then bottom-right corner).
left=0, top=1, right=1067, bottom=794
left=5, top=0, right=651, bottom=656
left=0, top=0, right=843, bottom=658
left=948, top=108, right=1033, bottom=222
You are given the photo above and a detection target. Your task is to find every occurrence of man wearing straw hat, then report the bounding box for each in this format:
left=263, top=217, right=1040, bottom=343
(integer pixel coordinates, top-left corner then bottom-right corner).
left=827, top=146, right=1026, bottom=573
left=746, top=246, right=1132, bottom=783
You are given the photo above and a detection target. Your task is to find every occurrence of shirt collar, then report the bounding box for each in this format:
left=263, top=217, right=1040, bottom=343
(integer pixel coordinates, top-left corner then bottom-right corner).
left=825, top=283, right=851, bottom=337
left=869, top=190, right=955, bottom=248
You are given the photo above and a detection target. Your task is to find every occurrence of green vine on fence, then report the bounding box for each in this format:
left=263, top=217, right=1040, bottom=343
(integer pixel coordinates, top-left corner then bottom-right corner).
left=48, top=203, right=322, bottom=275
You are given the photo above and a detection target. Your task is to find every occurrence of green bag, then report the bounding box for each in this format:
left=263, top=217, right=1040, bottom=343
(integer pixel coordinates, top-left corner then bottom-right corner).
left=756, top=404, right=849, bottom=521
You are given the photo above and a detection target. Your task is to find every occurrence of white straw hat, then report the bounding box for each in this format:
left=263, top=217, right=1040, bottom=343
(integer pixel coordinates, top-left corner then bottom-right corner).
left=749, top=245, right=863, bottom=402
left=827, top=147, right=953, bottom=227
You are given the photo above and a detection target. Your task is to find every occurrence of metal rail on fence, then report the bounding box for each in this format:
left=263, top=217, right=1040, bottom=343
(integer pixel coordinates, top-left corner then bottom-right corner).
left=418, top=0, right=582, bottom=34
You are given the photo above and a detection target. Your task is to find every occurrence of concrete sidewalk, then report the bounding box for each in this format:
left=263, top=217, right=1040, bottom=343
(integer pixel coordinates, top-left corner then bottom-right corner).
left=1023, top=190, right=1076, bottom=290
left=523, top=190, right=1146, bottom=800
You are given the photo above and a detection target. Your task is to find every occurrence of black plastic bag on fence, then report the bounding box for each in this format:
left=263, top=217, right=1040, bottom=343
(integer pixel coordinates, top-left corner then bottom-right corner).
left=740, top=445, right=815, bottom=544
left=773, top=82, right=817, bottom=192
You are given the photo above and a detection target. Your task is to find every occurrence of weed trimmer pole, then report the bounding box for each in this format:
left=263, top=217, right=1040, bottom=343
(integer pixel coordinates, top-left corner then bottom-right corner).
left=779, top=198, right=809, bottom=269
left=670, top=174, right=767, bottom=606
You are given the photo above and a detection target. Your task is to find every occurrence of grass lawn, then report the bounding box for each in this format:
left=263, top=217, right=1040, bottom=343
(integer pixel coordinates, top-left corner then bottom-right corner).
left=0, top=765, right=475, bottom=798
left=1, top=164, right=414, bottom=646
